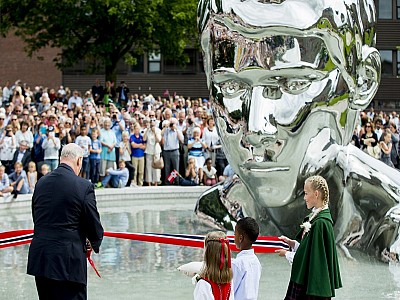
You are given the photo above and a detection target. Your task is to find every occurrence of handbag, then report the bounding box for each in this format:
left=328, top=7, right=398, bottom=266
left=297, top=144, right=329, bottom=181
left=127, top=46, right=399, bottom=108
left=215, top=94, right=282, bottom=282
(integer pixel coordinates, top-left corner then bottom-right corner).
left=152, top=155, right=164, bottom=169
left=365, top=144, right=381, bottom=159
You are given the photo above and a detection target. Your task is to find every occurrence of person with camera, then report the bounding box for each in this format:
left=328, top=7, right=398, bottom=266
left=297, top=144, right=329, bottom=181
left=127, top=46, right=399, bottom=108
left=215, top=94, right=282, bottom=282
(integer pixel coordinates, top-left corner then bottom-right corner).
left=0, top=124, right=17, bottom=174
left=116, top=81, right=130, bottom=108
left=143, top=118, right=162, bottom=186
left=161, top=118, right=183, bottom=185
left=110, top=106, right=125, bottom=164
left=41, top=125, right=61, bottom=172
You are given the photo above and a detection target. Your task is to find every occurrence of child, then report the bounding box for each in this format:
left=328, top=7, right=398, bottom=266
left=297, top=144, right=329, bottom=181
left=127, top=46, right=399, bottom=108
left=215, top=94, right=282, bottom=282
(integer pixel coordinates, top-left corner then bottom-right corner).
left=194, top=231, right=234, bottom=300
left=75, top=125, right=91, bottom=179
left=185, top=157, right=199, bottom=185
left=27, top=161, right=38, bottom=194
left=89, top=129, right=102, bottom=186
left=232, top=217, right=262, bottom=300
left=202, top=157, right=217, bottom=186
left=9, top=161, right=29, bottom=198
left=276, top=175, right=342, bottom=299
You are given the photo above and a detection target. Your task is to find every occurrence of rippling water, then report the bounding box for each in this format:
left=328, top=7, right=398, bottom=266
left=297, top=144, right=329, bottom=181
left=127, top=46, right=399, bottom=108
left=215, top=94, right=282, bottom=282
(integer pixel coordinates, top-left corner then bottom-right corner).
left=1, top=200, right=400, bottom=299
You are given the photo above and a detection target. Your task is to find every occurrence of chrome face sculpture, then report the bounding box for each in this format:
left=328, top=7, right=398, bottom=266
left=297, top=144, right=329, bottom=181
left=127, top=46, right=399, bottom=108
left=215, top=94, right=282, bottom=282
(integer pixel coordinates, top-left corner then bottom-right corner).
left=197, top=0, right=400, bottom=260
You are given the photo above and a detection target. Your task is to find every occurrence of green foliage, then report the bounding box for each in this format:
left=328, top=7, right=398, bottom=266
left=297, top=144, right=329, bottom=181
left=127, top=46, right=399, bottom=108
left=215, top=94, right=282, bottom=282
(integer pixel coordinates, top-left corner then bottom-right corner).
left=0, top=0, right=198, bottom=82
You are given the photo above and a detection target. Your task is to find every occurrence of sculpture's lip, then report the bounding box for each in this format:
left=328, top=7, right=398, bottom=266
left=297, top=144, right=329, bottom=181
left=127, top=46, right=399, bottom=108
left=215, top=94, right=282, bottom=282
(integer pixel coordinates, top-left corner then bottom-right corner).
left=241, top=163, right=290, bottom=172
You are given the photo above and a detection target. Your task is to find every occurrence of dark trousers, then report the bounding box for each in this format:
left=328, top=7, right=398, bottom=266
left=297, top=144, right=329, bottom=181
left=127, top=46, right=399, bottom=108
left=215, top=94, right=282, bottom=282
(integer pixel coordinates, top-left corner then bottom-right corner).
left=35, top=276, right=87, bottom=300
left=89, top=158, right=100, bottom=184
left=125, top=160, right=135, bottom=186
left=163, top=149, right=179, bottom=185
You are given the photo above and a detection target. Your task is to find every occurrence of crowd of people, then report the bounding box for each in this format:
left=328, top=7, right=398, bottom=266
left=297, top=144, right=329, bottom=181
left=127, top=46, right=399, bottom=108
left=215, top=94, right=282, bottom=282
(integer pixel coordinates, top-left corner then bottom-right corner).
left=353, top=108, right=400, bottom=168
left=0, top=79, right=235, bottom=198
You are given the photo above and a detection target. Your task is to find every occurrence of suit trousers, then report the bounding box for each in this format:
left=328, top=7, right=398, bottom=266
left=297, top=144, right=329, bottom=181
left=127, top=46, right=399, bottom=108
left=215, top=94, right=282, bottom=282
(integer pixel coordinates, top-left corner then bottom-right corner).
left=35, top=276, right=87, bottom=300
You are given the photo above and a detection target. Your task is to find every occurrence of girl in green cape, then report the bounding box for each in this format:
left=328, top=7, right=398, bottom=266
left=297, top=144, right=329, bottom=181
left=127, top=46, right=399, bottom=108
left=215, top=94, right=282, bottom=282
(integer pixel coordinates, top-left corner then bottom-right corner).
left=276, top=175, right=342, bottom=299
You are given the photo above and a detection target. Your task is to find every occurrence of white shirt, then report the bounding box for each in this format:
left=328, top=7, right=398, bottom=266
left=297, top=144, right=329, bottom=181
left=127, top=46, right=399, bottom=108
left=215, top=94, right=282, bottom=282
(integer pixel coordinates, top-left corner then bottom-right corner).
left=194, top=279, right=234, bottom=300
left=75, top=135, right=91, bottom=157
left=232, top=249, right=262, bottom=300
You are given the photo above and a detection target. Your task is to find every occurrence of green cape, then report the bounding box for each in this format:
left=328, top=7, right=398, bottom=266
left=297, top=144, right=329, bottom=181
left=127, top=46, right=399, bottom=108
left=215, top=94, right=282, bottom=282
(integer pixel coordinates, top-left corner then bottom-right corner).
left=291, top=209, right=342, bottom=297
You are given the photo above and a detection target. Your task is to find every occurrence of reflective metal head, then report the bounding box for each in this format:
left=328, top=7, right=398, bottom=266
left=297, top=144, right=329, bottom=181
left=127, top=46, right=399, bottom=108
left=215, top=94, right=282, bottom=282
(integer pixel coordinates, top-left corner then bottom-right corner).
left=198, top=0, right=380, bottom=207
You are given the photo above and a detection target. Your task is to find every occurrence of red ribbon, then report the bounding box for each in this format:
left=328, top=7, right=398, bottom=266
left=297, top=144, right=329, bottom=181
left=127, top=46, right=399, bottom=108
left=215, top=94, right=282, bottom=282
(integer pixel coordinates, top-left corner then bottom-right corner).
left=219, top=238, right=231, bottom=270
left=86, top=249, right=101, bottom=278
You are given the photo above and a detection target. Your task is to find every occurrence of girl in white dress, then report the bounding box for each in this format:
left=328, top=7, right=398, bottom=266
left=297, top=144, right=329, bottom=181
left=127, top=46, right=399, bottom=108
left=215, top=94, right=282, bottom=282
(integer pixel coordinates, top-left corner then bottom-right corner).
left=193, top=231, right=234, bottom=300
left=27, top=161, right=38, bottom=193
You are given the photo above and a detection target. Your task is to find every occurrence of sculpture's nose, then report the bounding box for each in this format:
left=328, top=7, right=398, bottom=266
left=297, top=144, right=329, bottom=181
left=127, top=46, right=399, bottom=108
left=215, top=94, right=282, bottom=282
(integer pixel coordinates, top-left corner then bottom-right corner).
left=247, top=86, right=278, bottom=135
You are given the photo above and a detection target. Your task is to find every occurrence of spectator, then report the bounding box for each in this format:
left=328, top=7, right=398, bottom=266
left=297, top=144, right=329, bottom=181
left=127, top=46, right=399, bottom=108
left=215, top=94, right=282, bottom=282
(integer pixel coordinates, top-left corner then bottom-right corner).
left=202, top=157, right=218, bottom=186
left=360, top=122, right=380, bottom=159
left=187, top=127, right=206, bottom=184
left=11, top=139, right=32, bottom=171
left=99, top=117, right=117, bottom=179
left=119, top=131, right=134, bottom=186
left=0, top=165, right=13, bottom=197
left=110, top=106, right=125, bottom=163
left=89, top=128, right=102, bottom=186
left=116, top=81, right=129, bottom=107
left=41, top=125, right=61, bottom=171
left=130, top=123, right=146, bottom=186
left=219, top=164, right=235, bottom=182
left=143, top=118, right=162, bottom=186
left=184, top=157, right=199, bottom=185
left=389, top=122, right=399, bottom=168
left=0, top=125, right=17, bottom=173
left=0, top=113, right=6, bottom=137
left=15, top=121, right=34, bottom=149
left=380, top=131, right=394, bottom=167
left=75, top=125, right=91, bottom=179
left=100, top=160, right=129, bottom=188
left=27, top=161, right=38, bottom=193
left=9, top=161, right=29, bottom=198
left=161, top=118, right=183, bottom=185
left=375, top=118, right=383, bottom=141
left=68, top=90, right=83, bottom=109
left=39, top=163, right=50, bottom=179
left=202, top=116, right=219, bottom=163
left=91, top=79, right=104, bottom=102
left=33, top=122, right=46, bottom=171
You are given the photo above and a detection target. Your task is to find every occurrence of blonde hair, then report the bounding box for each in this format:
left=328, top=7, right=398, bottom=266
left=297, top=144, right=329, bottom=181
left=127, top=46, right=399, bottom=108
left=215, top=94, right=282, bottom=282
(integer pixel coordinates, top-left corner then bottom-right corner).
left=28, top=161, right=36, bottom=171
left=305, top=175, right=329, bottom=206
left=200, top=231, right=233, bottom=284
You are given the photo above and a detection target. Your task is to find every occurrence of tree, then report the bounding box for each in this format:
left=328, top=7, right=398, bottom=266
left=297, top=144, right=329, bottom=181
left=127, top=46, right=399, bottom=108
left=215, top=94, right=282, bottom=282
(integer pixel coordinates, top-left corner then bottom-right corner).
left=0, top=0, right=199, bottom=83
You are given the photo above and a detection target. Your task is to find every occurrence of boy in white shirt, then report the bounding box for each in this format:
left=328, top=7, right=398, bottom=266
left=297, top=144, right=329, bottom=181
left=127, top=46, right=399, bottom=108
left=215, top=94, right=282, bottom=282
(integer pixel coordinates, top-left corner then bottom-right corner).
left=232, top=217, right=262, bottom=300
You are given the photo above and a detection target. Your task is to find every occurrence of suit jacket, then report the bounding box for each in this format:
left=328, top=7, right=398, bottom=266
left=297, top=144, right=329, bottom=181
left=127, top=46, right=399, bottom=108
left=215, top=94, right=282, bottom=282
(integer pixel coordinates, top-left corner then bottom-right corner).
left=27, top=163, right=104, bottom=285
left=12, top=148, right=31, bottom=171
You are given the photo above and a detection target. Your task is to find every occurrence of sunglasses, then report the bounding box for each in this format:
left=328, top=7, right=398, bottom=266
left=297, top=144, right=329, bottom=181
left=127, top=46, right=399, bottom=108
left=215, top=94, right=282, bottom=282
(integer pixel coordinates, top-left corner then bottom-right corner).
left=365, top=125, right=371, bottom=128
left=12, top=119, right=18, bottom=121
left=0, top=118, right=4, bottom=120
left=15, top=110, right=21, bottom=113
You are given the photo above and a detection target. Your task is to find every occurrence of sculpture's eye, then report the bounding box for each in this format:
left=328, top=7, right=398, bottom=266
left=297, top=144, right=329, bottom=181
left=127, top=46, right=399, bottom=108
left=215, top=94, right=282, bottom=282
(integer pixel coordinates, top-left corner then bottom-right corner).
left=279, top=79, right=312, bottom=95
left=220, top=81, right=248, bottom=99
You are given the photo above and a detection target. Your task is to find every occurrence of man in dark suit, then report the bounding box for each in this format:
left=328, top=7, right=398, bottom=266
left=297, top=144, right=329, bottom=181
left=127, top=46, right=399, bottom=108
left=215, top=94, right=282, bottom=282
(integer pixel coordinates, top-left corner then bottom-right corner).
left=27, top=143, right=104, bottom=300
left=11, top=139, right=31, bottom=172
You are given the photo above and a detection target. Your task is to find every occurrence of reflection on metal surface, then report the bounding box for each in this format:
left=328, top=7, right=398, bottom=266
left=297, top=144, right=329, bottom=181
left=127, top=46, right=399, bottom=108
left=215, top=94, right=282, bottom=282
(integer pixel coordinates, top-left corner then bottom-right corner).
left=196, top=0, right=400, bottom=261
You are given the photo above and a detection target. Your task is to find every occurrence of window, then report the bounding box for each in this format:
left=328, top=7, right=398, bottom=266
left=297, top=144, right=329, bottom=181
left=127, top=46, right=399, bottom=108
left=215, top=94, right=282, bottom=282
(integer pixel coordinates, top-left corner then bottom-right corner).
left=397, top=0, right=400, bottom=18
left=164, top=49, right=197, bottom=74
left=379, top=0, right=393, bottom=19
left=148, top=53, right=161, bottom=73
left=397, top=50, right=400, bottom=75
left=131, top=55, right=144, bottom=73
left=380, top=50, right=393, bottom=75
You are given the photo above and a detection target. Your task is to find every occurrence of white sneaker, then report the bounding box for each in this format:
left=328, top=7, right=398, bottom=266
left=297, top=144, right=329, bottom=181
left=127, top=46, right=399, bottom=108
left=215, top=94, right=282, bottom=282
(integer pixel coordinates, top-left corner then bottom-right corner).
left=130, top=183, right=137, bottom=188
